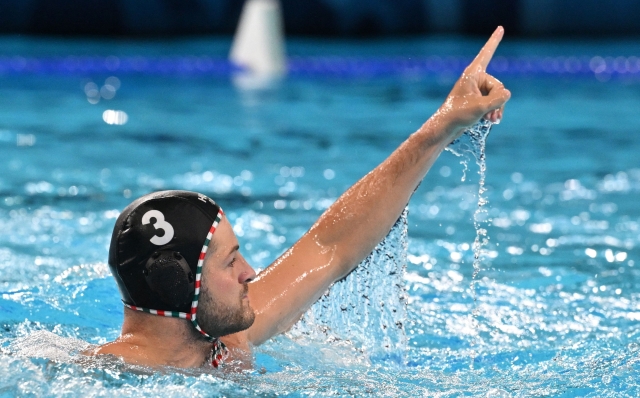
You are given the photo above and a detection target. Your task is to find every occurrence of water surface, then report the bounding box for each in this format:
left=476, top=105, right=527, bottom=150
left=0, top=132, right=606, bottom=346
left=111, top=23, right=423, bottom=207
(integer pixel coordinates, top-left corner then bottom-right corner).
left=0, top=36, right=639, bottom=397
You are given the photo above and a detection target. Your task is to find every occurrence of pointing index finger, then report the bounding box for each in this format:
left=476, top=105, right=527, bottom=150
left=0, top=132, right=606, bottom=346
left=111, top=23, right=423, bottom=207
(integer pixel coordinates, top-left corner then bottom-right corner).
left=470, top=26, right=504, bottom=71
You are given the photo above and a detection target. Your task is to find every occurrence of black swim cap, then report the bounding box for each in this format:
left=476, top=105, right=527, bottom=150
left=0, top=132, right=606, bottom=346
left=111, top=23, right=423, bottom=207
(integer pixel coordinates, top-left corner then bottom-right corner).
left=108, top=190, right=224, bottom=340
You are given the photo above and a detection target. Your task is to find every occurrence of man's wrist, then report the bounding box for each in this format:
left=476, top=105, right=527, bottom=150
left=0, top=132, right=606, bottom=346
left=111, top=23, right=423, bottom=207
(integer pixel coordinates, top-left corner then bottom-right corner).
left=417, top=111, right=462, bottom=149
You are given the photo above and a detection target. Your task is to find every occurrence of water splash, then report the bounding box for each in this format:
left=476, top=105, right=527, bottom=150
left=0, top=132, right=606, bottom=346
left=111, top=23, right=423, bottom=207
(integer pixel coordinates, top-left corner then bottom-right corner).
left=447, top=118, right=494, bottom=279
left=9, top=330, right=91, bottom=363
left=446, top=119, right=494, bottom=366
left=289, top=208, right=409, bottom=364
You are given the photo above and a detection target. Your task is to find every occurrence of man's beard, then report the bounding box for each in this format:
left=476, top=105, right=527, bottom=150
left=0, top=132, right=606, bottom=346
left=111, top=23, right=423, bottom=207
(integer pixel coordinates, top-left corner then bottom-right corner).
left=195, top=283, right=255, bottom=338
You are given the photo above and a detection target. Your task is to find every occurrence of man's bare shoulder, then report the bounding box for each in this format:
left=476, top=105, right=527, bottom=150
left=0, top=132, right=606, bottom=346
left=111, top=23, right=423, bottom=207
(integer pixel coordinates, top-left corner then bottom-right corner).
left=89, top=334, right=253, bottom=370
left=242, top=240, right=341, bottom=345
left=86, top=340, right=150, bottom=366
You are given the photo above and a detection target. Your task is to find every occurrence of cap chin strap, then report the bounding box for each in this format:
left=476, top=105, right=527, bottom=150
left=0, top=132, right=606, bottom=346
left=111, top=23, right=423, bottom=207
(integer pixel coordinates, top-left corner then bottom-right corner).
left=124, top=209, right=229, bottom=367
left=189, top=209, right=223, bottom=341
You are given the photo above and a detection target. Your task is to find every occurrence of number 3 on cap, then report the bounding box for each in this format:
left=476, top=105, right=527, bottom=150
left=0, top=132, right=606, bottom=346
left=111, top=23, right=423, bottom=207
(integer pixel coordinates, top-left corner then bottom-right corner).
left=142, top=210, right=175, bottom=245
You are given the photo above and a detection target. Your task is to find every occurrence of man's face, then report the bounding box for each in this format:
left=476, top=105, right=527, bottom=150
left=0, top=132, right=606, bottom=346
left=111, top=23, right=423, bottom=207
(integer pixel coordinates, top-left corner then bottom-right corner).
left=196, top=216, right=257, bottom=337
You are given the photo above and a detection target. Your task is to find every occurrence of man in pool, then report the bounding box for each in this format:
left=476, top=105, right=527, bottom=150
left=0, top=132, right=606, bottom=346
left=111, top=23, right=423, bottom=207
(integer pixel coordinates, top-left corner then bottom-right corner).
left=92, top=27, right=511, bottom=369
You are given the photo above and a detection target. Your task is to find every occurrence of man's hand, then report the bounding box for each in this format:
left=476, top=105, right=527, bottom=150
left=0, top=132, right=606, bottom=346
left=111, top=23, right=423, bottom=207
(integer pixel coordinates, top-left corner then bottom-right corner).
left=435, top=26, right=511, bottom=142
left=240, top=27, right=512, bottom=347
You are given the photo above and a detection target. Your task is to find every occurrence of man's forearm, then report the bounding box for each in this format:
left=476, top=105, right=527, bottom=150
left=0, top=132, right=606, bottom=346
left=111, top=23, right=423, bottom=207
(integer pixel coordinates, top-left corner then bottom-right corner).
left=246, top=27, right=510, bottom=345
left=308, top=113, right=456, bottom=279
left=304, top=27, right=511, bottom=281
left=245, top=115, right=456, bottom=344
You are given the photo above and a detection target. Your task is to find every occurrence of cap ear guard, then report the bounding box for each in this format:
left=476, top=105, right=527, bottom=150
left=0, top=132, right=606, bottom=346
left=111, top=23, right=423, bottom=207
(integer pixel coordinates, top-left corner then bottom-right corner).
left=144, top=251, right=195, bottom=308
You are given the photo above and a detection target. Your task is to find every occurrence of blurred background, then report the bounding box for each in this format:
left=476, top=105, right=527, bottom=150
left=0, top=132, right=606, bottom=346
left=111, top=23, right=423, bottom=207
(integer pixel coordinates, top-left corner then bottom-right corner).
left=1, top=0, right=640, bottom=37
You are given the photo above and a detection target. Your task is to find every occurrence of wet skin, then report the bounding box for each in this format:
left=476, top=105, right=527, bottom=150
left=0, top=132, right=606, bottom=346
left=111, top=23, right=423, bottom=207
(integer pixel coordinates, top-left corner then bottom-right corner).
left=94, top=27, right=511, bottom=369
left=92, top=217, right=257, bottom=368
left=197, top=218, right=257, bottom=340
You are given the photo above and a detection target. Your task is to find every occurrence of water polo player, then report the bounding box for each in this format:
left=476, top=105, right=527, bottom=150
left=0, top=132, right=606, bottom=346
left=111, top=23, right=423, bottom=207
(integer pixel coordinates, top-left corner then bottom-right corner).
left=91, top=27, right=510, bottom=368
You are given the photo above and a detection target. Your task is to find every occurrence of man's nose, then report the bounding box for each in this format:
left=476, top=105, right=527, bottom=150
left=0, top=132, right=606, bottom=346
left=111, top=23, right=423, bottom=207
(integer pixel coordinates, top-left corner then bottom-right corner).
left=238, top=255, right=257, bottom=283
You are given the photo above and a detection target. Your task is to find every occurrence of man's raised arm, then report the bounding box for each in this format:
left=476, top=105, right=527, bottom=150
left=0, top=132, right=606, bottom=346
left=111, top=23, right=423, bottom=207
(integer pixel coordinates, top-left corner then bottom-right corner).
left=244, top=27, right=511, bottom=345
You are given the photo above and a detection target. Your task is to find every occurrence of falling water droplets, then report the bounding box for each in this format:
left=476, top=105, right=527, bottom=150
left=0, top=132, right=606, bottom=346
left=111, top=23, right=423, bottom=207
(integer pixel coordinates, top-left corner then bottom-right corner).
left=289, top=209, right=409, bottom=363
left=447, top=118, right=493, bottom=278
left=446, top=118, right=494, bottom=366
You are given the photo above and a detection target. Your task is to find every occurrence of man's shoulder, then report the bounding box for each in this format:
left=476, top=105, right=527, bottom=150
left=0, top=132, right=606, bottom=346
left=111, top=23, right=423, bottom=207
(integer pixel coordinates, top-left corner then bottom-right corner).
left=87, top=341, right=149, bottom=366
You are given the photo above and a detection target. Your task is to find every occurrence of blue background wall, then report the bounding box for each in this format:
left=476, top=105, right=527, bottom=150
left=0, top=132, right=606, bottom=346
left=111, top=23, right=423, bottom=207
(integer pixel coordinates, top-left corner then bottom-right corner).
left=0, top=0, right=639, bottom=37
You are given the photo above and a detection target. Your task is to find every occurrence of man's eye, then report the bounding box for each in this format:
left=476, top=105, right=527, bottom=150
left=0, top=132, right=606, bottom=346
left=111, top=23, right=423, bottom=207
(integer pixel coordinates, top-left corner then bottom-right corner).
left=229, top=258, right=237, bottom=266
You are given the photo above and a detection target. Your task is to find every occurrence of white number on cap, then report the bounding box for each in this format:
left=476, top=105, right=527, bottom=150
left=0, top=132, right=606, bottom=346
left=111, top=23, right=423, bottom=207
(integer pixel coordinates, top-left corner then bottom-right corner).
left=142, top=210, right=175, bottom=246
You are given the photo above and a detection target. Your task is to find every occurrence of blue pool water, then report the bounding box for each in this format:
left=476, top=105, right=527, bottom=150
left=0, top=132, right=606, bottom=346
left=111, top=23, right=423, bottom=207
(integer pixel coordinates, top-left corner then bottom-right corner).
left=1, top=35, right=640, bottom=396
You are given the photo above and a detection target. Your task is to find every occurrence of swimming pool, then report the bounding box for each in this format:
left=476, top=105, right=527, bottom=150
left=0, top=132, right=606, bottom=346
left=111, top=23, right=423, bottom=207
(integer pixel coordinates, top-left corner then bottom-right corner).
left=1, top=35, right=639, bottom=396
